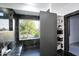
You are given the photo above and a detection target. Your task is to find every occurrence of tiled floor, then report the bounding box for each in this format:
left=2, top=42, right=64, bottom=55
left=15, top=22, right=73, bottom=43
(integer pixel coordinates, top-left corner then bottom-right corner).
left=21, top=48, right=40, bottom=56
left=69, top=42, right=79, bottom=56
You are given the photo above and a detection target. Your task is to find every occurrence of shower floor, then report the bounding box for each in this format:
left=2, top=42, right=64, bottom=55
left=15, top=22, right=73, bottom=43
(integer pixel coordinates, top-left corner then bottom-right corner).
left=69, top=42, right=79, bottom=56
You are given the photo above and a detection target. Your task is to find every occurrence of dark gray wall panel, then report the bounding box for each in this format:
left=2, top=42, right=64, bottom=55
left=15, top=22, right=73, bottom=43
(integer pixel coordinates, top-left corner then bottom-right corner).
left=15, top=17, right=19, bottom=43
left=9, top=19, right=13, bottom=31
left=40, top=11, right=57, bottom=56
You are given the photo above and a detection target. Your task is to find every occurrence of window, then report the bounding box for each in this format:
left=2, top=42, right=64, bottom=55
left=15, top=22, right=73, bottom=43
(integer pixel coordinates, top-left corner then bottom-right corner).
left=19, top=19, right=40, bottom=40
left=0, top=19, right=9, bottom=31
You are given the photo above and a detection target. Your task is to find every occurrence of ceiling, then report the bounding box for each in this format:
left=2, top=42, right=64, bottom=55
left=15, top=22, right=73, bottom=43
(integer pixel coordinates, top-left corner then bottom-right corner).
left=0, top=3, right=79, bottom=16
left=0, top=3, right=51, bottom=16
left=0, top=3, right=50, bottom=12
left=51, top=3, right=79, bottom=16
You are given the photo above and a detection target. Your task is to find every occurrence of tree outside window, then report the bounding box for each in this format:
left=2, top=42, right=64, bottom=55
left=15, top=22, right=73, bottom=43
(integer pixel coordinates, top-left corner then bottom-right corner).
left=19, top=20, right=40, bottom=40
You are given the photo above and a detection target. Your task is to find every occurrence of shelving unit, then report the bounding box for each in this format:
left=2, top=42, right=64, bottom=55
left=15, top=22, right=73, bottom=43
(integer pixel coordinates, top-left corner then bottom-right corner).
left=57, top=16, right=64, bottom=50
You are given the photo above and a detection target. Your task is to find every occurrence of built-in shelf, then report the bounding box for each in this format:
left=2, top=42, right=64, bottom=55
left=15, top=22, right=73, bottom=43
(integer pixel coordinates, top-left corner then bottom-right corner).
left=57, top=16, right=64, bottom=50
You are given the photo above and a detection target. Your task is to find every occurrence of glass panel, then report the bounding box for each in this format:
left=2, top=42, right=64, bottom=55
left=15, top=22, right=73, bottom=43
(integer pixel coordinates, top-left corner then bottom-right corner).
left=0, top=19, right=15, bottom=45
left=0, top=19, right=9, bottom=31
left=19, top=19, right=40, bottom=40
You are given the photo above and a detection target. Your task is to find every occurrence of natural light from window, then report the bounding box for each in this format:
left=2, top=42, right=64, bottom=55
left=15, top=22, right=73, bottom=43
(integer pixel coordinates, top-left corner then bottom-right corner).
left=0, top=19, right=9, bottom=31
left=19, top=19, right=40, bottom=40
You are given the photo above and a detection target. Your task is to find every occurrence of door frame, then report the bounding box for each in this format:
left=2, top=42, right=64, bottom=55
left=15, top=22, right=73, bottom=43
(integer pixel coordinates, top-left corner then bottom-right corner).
left=64, top=10, right=79, bottom=52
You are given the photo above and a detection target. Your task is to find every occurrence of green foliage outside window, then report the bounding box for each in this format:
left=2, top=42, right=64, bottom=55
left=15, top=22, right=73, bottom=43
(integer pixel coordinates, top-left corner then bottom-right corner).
left=19, top=20, right=40, bottom=39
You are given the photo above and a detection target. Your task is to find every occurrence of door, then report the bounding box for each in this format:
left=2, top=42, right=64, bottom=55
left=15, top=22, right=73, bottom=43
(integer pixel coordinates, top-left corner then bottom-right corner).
left=40, top=11, right=57, bottom=56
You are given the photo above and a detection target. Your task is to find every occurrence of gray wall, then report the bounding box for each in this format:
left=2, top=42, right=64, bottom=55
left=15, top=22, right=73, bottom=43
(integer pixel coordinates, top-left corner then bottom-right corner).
left=40, top=11, right=57, bottom=56
left=69, top=15, right=79, bottom=44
